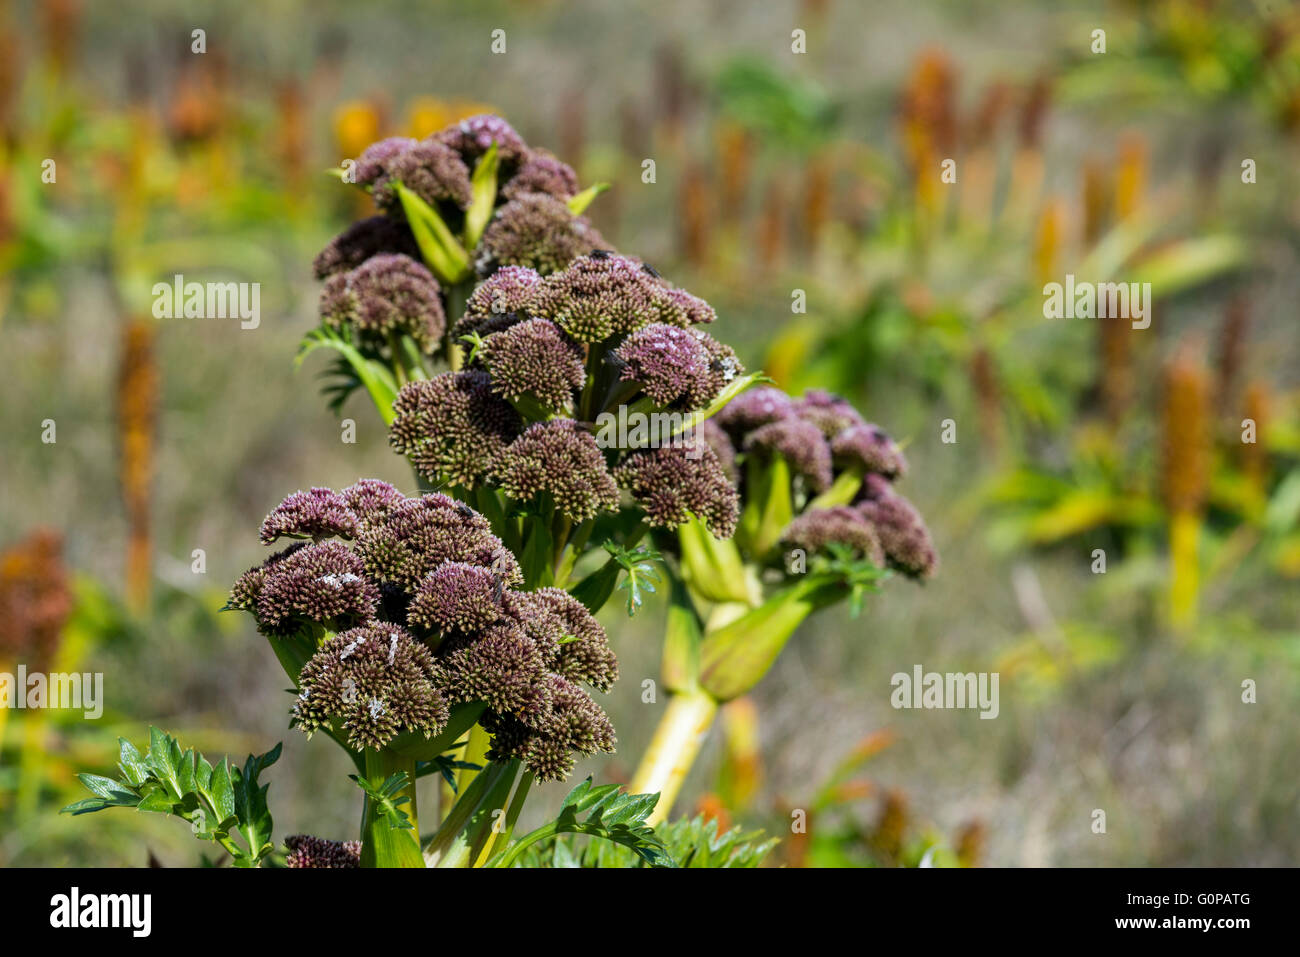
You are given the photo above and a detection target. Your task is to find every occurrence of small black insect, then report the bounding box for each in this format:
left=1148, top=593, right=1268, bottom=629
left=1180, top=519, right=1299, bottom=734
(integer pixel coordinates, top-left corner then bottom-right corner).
left=454, top=501, right=477, bottom=520
left=589, top=248, right=615, bottom=260
left=641, top=262, right=661, bottom=278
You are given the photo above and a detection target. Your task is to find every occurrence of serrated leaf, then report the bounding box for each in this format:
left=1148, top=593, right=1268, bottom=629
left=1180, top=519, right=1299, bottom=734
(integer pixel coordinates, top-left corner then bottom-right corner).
left=76, top=773, right=134, bottom=803
left=136, top=789, right=176, bottom=814
left=118, top=739, right=149, bottom=788
left=208, top=758, right=236, bottom=823
left=496, top=778, right=675, bottom=868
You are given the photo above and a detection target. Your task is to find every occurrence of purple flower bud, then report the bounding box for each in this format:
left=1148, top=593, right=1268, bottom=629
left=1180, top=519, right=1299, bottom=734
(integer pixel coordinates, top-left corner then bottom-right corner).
left=716, top=386, right=797, bottom=438
left=477, top=193, right=607, bottom=276
left=795, top=389, right=867, bottom=438
left=612, top=324, right=742, bottom=409
left=438, top=621, right=549, bottom=718
left=371, top=138, right=473, bottom=213
left=260, top=487, right=357, bottom=544
left=353, top=137, right=418, bottom=187
left=353, top=492, right=521, bottom=593
left=435, top=114, right=529, bottom=169
left=783, top=506, right=885, bottom=567
left=293, top=622, right=449, bottom=751
left=510, top=587, right=618, bottom=691
left=698, top=418, right=738, bottom=482
left=454, top=265, right=545, bottom=338
left=312, top=216, right=420, bottom=280
left=494, top=420, right=619, bottom=523
left=744, top=417, right=834, bottom=492
left=531, top=253, right=712, bottom=342
left=340, top=479, right=406, bottom=526
left=320, top=253, right=446, bottom=354
left=389, top=372, right=522, bottom=487
left=657, top=285, right=717, bottom=326
left=615, top=441, right=739, bottom=539
left=831, top=424, right=908, bottom=479
left=232, top=483, right=624, bottom=780
left=236, top=541, right=379, bottom=636
left=501, top=148, right=580, bottom=201
left=478, top=318, right=585, bottom=413
left=284, top=835, right=361, bottom=869
left=856, top=480, right=937, bottom=580
left=407, top=561, right=506, bottom=635
left=484, top=675, right=616, bottom=781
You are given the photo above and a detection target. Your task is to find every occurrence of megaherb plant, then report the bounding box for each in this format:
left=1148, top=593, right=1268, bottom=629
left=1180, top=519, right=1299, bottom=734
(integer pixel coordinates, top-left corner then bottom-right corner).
left=62, top=114, right=771, bottom=867
left=627, top=385, right=937, bottom=822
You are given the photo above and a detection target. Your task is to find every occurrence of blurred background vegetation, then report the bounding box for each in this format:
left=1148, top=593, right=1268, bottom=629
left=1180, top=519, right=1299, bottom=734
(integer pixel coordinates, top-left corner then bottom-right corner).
left=2, top=0, right=1298, bottom=866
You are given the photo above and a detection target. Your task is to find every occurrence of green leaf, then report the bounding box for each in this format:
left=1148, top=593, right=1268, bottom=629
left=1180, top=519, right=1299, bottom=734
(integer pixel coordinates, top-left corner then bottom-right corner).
left=568, top=554, right=623, bottom=613
left=602, top=542, right=664, bottom=616
left=697, top=577, right=836, bottom=701
left=567, top=182, right=609, bottom=215
left=76, top=773, right=135, bottom=803
left=661, top=574, right=704, bottom=692
left=521, top=520, right=555, bottom=589
left=146, top=726, right=183, bottom=801
left=135, top=789, right=176, bottom=814
left=208, top=758, right=236, bottom=824
left=232, top=743, right=281, bottom=861
left=350, top=772, right=416, bottom=832
left=463, top=143, right=500, bottom=249
left=296, top=326, right=400, bottom=425
left=396, top=183, right=471, bottom=284
left=508, top=813, right=778, bottom=868
left=117, top=739, right=149, bottom=788
left=491, top=777, right=675, bottom=868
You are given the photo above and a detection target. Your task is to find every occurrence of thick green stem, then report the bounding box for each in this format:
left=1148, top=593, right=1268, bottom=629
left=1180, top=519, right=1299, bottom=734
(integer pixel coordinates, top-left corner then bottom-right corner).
left=627, top=688, right=720, bottom=827
left=360, top=749, right=424, bottom=868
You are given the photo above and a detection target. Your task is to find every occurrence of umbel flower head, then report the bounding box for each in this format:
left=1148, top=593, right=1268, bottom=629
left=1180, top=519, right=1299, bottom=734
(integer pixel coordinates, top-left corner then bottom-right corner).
left=710, top=387, right=935, bottom=579
left=455, top=265, right=547, bottom=338
left=313, top=114, right=616, bottom=368
left=230, top=481, right=619, bottom=778
left=615, top=441, right=739, bottom=539
left=477, top=193, right=606, bottom=276
left=856, top=475, right=938, bottom=579
left=476, top=317, right=585, bottom=413
left=531, top=252, right=715, bottom=342
left=783, top=506, right=886, bottom=567
left=313, top=216, right=420, bottom=280
left=320, top=253, right=446, bottom=353
left=435, top=113, right=530, bottom=169
left=261, top=487, right=358, bottom=544
left=284, top=835, right=362, bottom=869
left=293, top=622, right=449, bottom=749
left=612, top=323, right=742, bottom=409
left=391, top=252, right=742, bottom=540
left=366, top=138, right=473, bottom=213
left=494, top=419, right=620, bottom=523
left=502, top=148, right=579, bottom=201
left=388, top=370, right=522, bottom=488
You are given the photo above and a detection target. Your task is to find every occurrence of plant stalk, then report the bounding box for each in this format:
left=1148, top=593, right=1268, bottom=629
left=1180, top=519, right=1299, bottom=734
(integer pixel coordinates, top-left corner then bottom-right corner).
left=359, top=748, right=424, bottom=868
left=627, top=687, right=719, bottom=826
